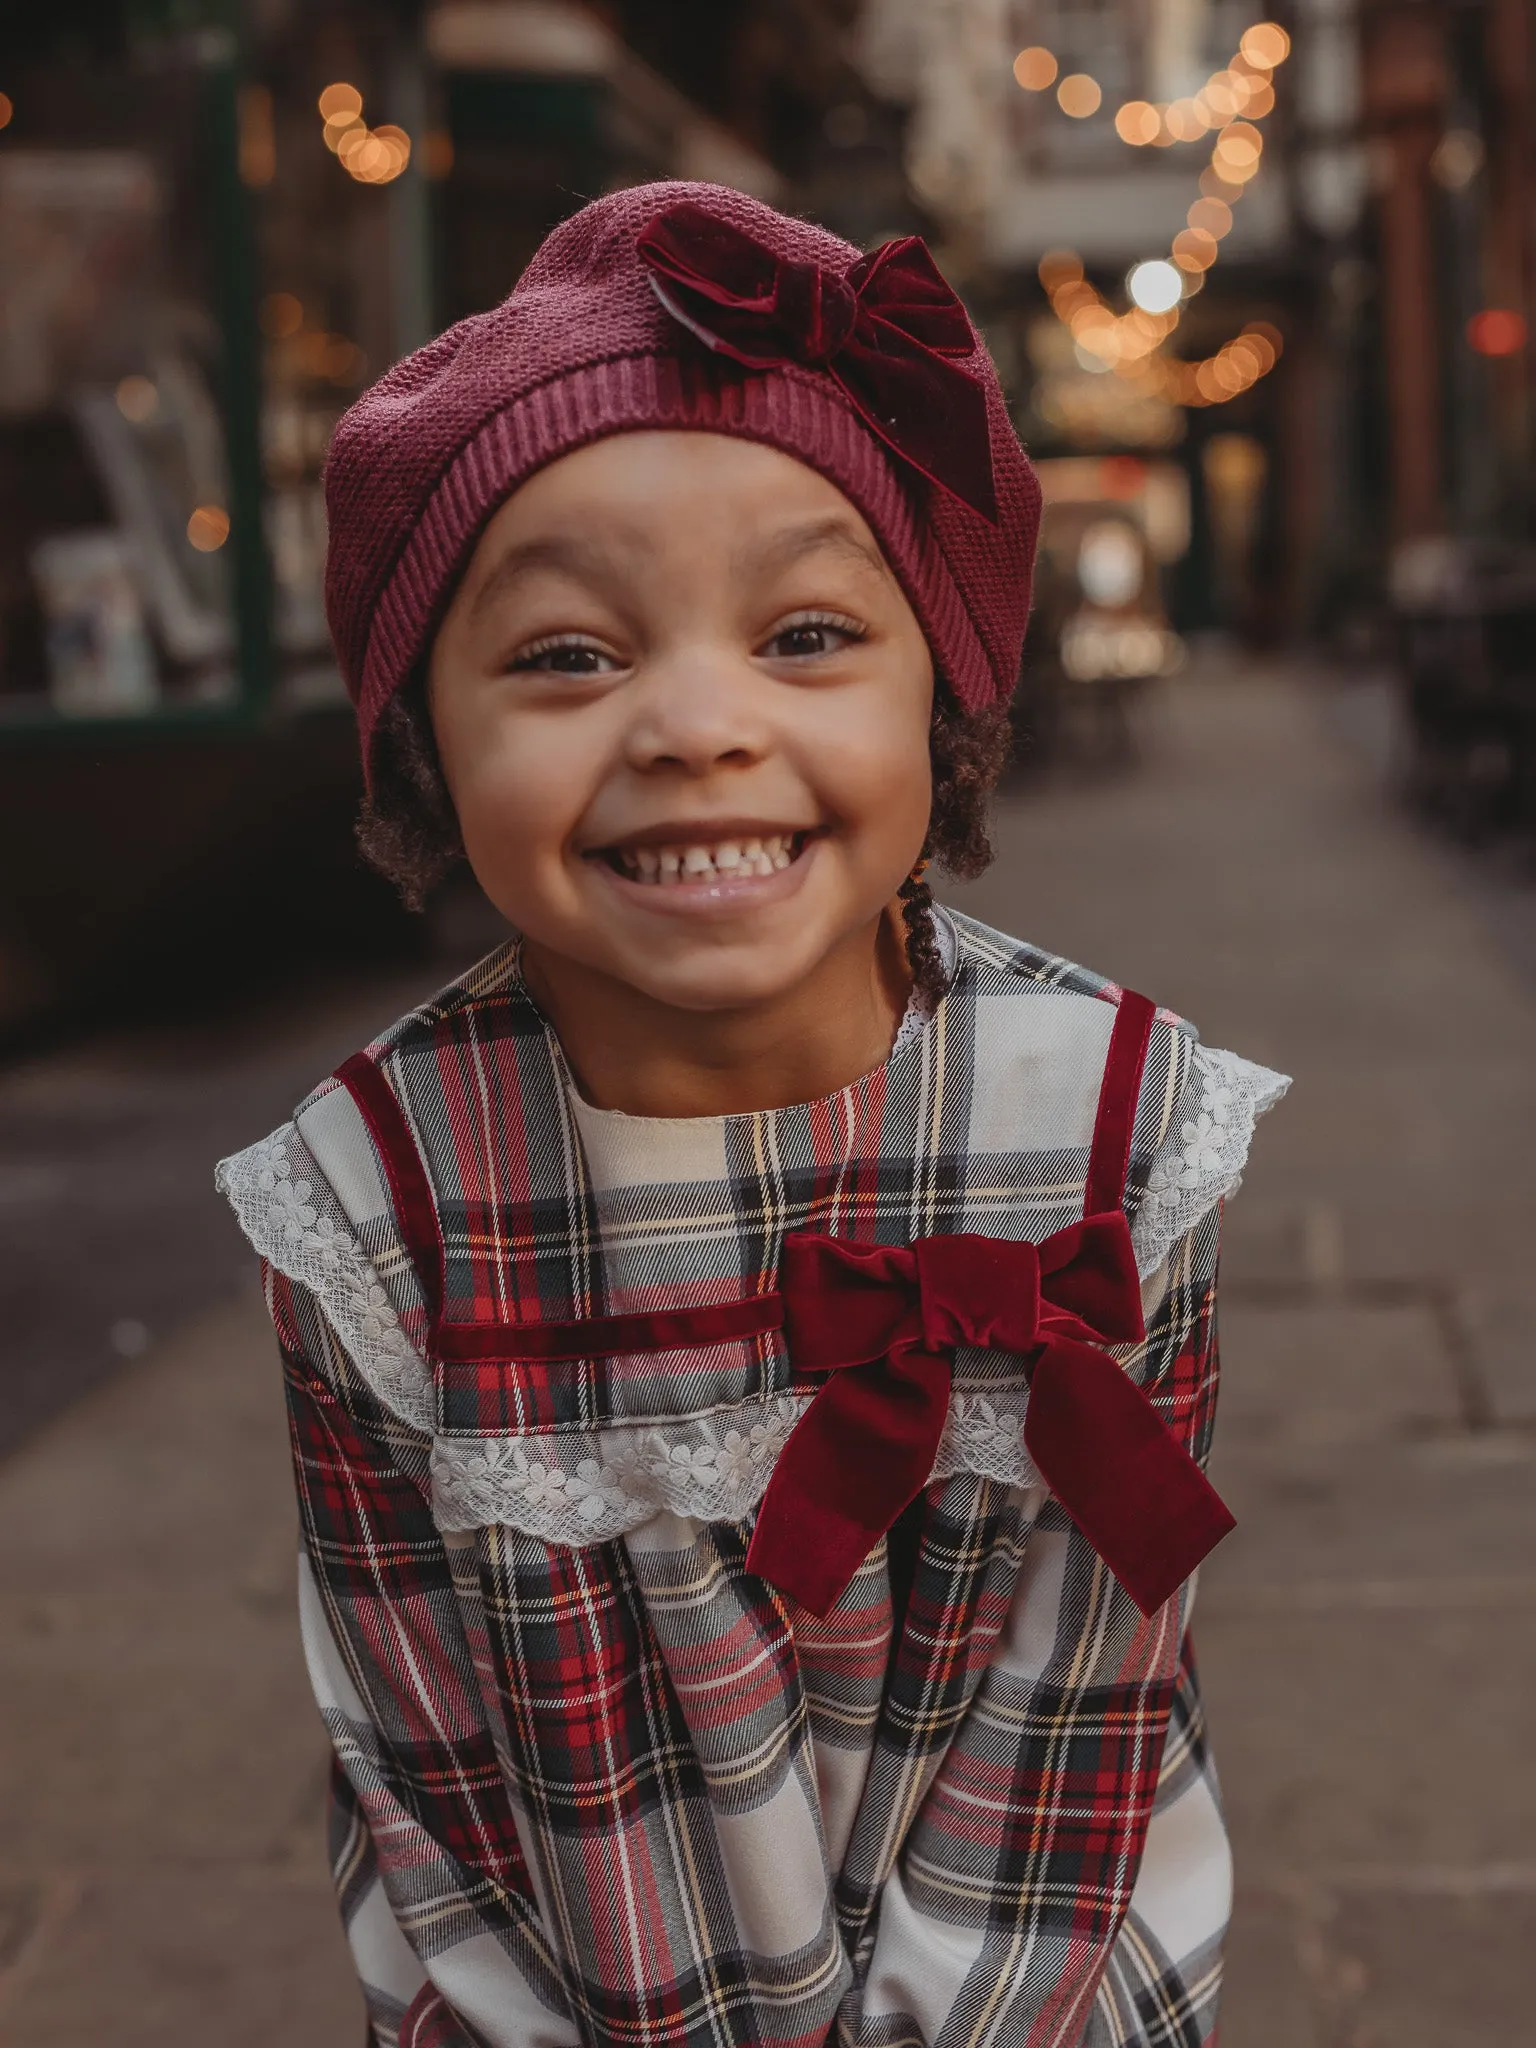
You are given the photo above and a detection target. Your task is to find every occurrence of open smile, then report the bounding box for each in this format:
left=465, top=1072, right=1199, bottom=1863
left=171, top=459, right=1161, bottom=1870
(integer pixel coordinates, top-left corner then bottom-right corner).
left=583, top=826, right=822, bottom=913
left=600, top=829, right=812, bottom=886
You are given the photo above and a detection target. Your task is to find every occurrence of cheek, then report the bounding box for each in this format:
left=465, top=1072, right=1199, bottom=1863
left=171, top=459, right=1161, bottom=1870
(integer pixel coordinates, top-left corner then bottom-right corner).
left=437, top=702, right=596, bottom=886
left=814, top=679, right=933, bottom=859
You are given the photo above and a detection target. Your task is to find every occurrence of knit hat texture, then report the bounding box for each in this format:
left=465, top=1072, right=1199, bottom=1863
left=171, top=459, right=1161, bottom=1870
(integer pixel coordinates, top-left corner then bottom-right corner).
left=323, top=181, right=1042, bottom=782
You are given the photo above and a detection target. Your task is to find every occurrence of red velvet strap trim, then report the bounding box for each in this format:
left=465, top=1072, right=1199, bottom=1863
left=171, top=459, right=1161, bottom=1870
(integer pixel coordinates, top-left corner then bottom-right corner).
left=1085, top=991, right=1156, bottom=1220
left=336, top=1053, right=782, bottom=1363
left=433, top=1293, right=784, bottom=1363
left=335, top=1053, right=447, bottom=1327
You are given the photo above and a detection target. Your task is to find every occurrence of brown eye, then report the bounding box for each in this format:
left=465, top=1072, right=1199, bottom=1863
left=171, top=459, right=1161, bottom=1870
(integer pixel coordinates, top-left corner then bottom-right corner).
left=539, top=646, right=605, bottom=675
left=765, top=618, right=861, bottom=659
left=775, top=624, right=831, bottom=657
left=512, top=640, right=613, bottom=675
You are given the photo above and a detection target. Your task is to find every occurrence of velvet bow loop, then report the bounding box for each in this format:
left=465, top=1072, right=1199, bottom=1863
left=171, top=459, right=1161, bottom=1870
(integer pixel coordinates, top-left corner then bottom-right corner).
left=636, top=201, right=999, bottom=522
left=778, top=1235, right=926, bottom=1371
left=1035, top=1212, right=1148, bottom=1346
left=909, top=1233, right=1041, bottom=1354
left=750, top=1215, right=1233, bottom=1624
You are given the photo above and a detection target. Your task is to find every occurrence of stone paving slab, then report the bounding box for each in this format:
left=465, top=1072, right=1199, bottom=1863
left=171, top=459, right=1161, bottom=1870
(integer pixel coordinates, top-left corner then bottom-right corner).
left=0, top=1298, right=361, bottom=2045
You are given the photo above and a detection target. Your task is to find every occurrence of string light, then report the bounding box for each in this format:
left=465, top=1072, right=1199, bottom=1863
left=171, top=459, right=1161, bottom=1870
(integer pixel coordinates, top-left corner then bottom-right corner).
left=1038, top=256, right=1284, bottom=408
left=1239, top=22, right=1290, bottom=67
left=1057, top=73, right=1102, bottom=119
left=316, top=81, right=411, bottom=184
left=1127, top=260, right=1184, bottom=315
left=1013, top=47, right=1059, bottom=91
left=1115, top=101, right=1161, bottom=145
left=1025, top=23, right=1291, bottom=401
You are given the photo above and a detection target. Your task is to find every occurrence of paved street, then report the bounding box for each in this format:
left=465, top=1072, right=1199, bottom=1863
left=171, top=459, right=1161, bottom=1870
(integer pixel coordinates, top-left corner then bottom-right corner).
left=2, top=659, right=1534, bottom=2046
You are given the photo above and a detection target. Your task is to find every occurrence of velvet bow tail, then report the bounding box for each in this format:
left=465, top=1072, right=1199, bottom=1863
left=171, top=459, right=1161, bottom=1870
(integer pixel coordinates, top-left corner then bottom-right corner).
left=747, top=1340, right=952, bottom=1621
left=1023, top=1335, right=1234, bottom=1618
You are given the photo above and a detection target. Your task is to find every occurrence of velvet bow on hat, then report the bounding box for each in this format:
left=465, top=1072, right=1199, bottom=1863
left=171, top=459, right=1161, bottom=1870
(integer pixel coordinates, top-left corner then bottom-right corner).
left=636, top=202, right=999, bottom=522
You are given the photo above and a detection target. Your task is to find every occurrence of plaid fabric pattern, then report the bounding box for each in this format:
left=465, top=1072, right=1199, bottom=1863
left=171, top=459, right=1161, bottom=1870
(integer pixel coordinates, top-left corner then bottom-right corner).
left=230, top=915, right=1267, bottom=2048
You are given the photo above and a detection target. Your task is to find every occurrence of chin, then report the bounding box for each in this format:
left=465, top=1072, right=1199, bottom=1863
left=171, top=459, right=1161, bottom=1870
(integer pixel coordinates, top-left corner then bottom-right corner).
left=619, top=942, right=824, bottom=1014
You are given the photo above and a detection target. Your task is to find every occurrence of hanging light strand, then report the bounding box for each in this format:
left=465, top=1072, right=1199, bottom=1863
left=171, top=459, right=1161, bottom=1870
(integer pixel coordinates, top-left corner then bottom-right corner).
left=1014, top=21, right=1292, bottom=402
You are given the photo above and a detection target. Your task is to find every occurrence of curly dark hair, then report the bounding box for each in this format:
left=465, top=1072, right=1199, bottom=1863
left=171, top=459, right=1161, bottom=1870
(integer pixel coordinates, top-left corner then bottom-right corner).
left=357, top=679, right=1012, bottom=1007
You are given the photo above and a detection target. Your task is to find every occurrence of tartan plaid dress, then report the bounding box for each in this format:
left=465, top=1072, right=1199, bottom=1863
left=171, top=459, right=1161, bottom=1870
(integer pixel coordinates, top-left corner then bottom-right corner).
left=218, top=910, right=1286, bottom=2048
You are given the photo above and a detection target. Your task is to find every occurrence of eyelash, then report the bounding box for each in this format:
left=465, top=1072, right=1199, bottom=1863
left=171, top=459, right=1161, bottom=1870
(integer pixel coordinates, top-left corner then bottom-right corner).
left=507, top=634, right=614, bottom=674
left=505, top=611, right=868, bottom=674
left=764, top=610, right=867, bottom=652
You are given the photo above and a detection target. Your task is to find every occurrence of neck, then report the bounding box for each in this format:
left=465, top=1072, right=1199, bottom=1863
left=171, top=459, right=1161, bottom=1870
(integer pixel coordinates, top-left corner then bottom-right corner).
left=522, top=908, right=915, bottom=1117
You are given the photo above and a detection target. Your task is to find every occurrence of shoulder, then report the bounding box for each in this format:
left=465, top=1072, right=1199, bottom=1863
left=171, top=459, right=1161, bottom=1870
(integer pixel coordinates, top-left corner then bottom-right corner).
left=946, top=907, right=1195, bottom=1031
left=294, top=939, right=530, bottom=1120
left=942, top=908, right=1290, bottom=1271
left=212, top=945, right=531, bottom=1430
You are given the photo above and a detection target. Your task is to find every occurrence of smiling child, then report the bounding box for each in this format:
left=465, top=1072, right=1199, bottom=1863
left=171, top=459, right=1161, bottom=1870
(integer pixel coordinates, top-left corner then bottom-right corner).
left=219, top=183, right=1286, bottom=2048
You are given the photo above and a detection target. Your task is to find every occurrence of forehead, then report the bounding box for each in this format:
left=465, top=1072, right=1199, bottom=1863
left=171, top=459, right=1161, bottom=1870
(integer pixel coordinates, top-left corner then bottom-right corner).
left=460, top=430, right=897, bottom=592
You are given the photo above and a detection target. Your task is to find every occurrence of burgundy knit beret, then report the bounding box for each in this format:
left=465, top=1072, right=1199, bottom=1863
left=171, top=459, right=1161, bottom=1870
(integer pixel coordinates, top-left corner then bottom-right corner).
left=323, top=180, right=1041, bottom=783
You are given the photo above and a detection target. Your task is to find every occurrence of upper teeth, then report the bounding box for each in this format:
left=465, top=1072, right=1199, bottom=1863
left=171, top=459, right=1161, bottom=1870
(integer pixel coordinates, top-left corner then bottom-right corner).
left=616, top=834, right=799, bottom=883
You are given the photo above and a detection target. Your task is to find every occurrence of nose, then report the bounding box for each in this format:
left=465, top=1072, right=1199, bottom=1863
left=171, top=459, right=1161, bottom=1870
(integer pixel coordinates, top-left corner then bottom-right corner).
left=622, top=649, right=771, bottom=776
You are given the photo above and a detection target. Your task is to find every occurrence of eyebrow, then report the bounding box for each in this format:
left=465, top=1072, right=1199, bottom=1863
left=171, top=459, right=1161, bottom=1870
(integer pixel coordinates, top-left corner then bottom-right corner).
left=466, top=534, right=637, bottom=627
left=734, top=515, right=893, bottom=585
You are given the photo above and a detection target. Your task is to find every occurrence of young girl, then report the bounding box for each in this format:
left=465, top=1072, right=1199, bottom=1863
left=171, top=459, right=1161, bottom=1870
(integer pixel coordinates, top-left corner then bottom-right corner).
left=219, top=182, right=1285, bottom=2048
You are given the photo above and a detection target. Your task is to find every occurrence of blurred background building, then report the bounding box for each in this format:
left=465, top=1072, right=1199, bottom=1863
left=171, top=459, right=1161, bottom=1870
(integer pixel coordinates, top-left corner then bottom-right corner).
left=0, top=0, right=1532, bottom=1036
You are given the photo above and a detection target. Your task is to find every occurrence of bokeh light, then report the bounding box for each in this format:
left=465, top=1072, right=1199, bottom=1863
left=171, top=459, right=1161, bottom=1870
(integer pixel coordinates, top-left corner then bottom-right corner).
left=187, top=505, right=231, bottom=552
left=1467, top=309, right=1528, bottom=356
left=1057, top=73, right=1103, bottom=119
left=317, top=82, right=363, bottom=123
left=1212, top=121, right=1263, bottom=180
left=1127, top=259, right=1184, bottom=314
left=1172, top=227, right=1218, bottom=272
left=1239, top=22, right=1291, bottom=68
left=1013, top=47, right=1058, bottom=91
left=1188, top=196, right=1233, bottom=238
left=1165, top=97, right=1210, bottom=142
left=114, top=375, right=159, bottom=424
left=1116, top=100, right=1162, bottom=145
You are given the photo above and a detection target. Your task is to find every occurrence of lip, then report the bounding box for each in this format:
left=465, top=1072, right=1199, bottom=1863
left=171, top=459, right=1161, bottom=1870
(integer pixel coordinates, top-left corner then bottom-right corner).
left=585, top=833, right=822, bottom=919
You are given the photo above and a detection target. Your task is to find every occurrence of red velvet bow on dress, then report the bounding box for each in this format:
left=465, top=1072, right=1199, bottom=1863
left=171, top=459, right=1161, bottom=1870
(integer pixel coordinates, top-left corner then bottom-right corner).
left=745, top=1214, right=1235, bottom=1620
left=635, top=201, right=999, bottom=523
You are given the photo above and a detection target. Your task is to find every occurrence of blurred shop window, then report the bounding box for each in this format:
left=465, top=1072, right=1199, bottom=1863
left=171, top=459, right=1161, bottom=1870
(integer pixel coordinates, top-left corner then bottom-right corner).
left=1015, top=454, right=1189, bottom=768
left=0, top=110, right=242, bottom=722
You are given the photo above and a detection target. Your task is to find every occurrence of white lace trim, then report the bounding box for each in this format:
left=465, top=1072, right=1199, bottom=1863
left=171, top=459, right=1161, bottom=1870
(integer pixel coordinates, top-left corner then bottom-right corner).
left=430, top=1397, right=807, bottom=1537
left=1129, top=1044, right=1290, bottom=1278
left=429, top=1388, right=1045, bottom=1542
left=215, top=1125, right=436, bottom=1432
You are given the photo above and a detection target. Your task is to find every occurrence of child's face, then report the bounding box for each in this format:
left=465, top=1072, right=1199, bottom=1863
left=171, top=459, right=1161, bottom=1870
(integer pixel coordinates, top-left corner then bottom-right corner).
left=427, top=431, right=935, bottom=1015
